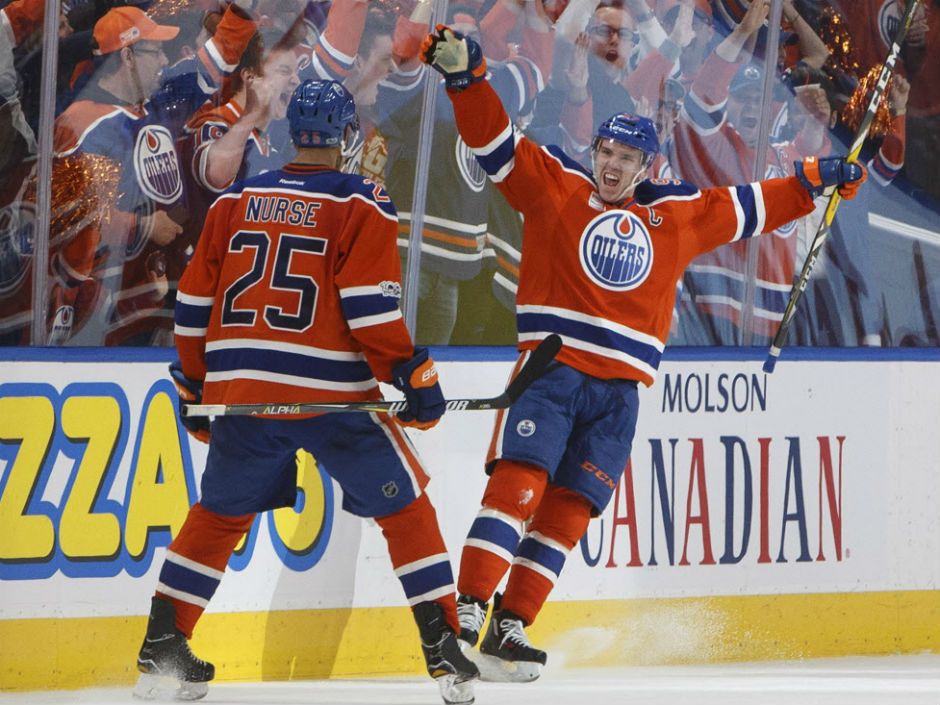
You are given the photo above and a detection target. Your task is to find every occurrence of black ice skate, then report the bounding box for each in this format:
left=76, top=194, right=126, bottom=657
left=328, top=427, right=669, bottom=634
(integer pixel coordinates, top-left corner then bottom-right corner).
left=474, top=593, right=546, bottom=683
left=134, top=597, right=214, bottom=701
left=413, top=601, right=480, bottom=705
left=456, top=594, right=488, bottom=648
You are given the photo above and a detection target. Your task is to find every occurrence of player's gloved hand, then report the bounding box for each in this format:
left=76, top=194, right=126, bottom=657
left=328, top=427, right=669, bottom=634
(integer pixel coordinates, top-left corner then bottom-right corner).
left=794, top=156, right=868, bottom=200
left=391, top=348, right=446, bottom=430
left=169, top=360, right=210, bottom=443
left=420, top=24, right=487, bottom=91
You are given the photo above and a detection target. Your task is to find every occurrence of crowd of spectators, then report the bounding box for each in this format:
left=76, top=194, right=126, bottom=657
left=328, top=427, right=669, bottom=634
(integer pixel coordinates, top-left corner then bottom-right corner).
left=0, top=0, right=937, bottom=347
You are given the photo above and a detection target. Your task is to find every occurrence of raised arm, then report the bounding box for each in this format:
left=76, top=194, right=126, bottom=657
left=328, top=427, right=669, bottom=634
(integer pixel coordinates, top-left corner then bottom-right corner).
left=782, top=0, right=829, bottom=70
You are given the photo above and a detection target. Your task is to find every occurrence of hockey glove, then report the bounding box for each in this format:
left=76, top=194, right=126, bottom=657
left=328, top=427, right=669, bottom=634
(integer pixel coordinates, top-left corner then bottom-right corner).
left=169, top=360, right=210, bottom=444
left=391, top=348, right=446, bottom=430
left=794, top=156, right=868, bottom=200
left=420, top=24, right=487, bottom=91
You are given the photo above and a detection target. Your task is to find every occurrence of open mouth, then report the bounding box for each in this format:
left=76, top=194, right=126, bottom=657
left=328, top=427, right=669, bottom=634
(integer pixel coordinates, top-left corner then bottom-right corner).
left=605, top=50, right=619, bottom=63
left=602, top=173, right=621, bottom=188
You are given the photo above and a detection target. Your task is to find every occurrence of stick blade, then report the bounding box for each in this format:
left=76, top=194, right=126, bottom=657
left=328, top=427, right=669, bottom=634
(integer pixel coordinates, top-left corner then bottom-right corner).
left=762, top=346, right=781, bottom=374
left=504, top=334, right=563, bottom=403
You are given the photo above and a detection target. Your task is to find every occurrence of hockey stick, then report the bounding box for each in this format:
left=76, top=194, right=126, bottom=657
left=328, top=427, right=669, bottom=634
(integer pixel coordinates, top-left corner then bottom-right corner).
left=183, top=334, right=563, bottom=417
left=762, top=0, right=921, bottom=373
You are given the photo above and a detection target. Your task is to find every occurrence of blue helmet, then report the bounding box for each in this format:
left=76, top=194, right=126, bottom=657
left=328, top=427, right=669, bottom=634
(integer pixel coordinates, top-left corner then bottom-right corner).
left=287, top=79, right=359, bottom=148
left=593, top=112, right=660, bottom=165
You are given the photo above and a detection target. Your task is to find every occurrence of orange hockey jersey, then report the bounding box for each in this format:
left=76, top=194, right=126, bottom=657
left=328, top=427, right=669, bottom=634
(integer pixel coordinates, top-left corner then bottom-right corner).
left=174, top=164, right=414, bottom=406
left=448, top=79, right=816, bottom=386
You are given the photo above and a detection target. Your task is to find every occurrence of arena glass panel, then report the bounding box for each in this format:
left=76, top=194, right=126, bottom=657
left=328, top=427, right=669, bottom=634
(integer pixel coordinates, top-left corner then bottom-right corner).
left=13, top=0, right=940, bottom=349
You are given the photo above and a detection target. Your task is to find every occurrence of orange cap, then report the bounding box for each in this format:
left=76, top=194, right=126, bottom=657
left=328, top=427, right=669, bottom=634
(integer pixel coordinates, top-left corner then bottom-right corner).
left=93, top=6, right=179, bottom=55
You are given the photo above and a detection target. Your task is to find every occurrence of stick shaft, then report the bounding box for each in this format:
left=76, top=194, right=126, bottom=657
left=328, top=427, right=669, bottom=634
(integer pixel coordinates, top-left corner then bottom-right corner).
left=764, top=0, right=920, bottom=372
left=184, top=334, right=562, bottom=418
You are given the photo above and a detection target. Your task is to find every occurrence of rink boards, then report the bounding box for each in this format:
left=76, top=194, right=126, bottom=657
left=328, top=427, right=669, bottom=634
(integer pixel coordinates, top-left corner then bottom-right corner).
left=2, top=348, right=939, bottom=691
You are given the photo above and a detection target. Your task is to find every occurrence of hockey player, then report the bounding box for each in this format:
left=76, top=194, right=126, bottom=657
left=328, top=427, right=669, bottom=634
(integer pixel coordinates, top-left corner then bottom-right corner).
left=420, top=26, right=867, bottom=681
left=134, top=80, right=478, bottom=705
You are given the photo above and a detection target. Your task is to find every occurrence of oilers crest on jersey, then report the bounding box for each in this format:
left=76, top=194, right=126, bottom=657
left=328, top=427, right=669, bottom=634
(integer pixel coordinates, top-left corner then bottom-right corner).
left=0, top=200, right=34, bottom=298
left=133, top=125, right=183, bottom=205
left=579, top=210, right=652, bottom=291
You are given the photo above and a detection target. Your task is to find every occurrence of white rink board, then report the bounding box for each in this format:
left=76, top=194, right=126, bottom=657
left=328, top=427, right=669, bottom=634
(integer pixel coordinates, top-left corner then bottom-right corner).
left=2, top=355, right=939, bottom=620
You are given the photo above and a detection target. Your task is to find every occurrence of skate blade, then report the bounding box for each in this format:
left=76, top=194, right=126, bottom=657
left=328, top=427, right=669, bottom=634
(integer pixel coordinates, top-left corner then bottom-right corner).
left=435, top=673, right=476, bottom=705
left=133, top=673, right=209, bottom=701
left=465, top=650, right=541, bottom=683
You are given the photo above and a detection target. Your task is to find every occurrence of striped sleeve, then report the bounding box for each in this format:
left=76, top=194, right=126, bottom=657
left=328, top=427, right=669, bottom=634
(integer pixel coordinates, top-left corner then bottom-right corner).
left=682, top=53, right=738, bottom=136
left=335, top=193, right=413, bottom=382
left=174, top=195, right=235, bottom=380
left=727, top=183, right=767, bottom=242
left=339, top=284, right=404, bottom=330
left=174, top=291, right=214, bottom=338
left=682, top=176, right=815, bottom=258
left=198, top=5, right=256, bottom=82
left=308, top=0, right=366, bottom=81
left=868, top=115, right=905, bottom=186
left=450, top=80, right=569, bottom=214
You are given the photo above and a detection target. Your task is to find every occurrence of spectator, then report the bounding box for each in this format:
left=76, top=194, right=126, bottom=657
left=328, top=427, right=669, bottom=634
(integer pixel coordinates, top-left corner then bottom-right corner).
left=183, top=28, right=301, bottom=244
left=381, top=0, right=547, bottom=345
left=0, top=91, right=36, bottom=345
left=49, top=3, right=255, bottom=345
left=670, top=0, right=833, bottom=344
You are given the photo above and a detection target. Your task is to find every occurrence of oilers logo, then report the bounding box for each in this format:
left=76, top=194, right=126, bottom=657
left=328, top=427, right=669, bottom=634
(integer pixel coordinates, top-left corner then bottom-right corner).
left=579, top=211, right=653, bottom=291
left=878, top=0, right=901, bottom=49
left=0, top=202, right=35, bottom=297
left=455, top=136, right=487, bottom=193
left=134, top=125, right=182, bottom=205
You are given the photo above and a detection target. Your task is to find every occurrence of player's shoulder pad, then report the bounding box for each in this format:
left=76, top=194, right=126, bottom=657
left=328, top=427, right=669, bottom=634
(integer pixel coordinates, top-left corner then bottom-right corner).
left=544, top=144, right=592, bottom=180
left=341, top=173, right=397, bottom=218
left=633, top=177, right=701, bottom=206
left=220, top=170, right=396, bottom=218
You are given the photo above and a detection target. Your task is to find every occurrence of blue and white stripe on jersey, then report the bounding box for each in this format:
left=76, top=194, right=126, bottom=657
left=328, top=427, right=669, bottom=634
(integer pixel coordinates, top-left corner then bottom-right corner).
left=683, top=89, right=726, bottom=136
left=394, top=553, right=456, bottom=605
left=204, top=338, right=377, bottom=392
left=543, top=144, right=595, bottom=182
left=309, top=34, right=357, bottom=81
left=728, top=183, right=766, bottom=242
left=464, top=508, right=523, bottom=563
left=339, top=285, right=403, bottom=330
left=686, top=263, right=790, bottom=323
left=512, top=531, right=569, bottom=584
left=635, top=178, right=702, bottom=206
left=175, top=292, right=214, bottom=337
left=470, top=121, right=518, bottom=183
left=517, top=304, right=665, bottom=378
left=156, top=550, right=224, bottom=608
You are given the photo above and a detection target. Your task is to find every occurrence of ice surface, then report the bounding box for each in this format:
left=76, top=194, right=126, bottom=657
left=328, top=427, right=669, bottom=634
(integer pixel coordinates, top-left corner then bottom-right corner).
left=3, top=655, right=939, bottom=705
